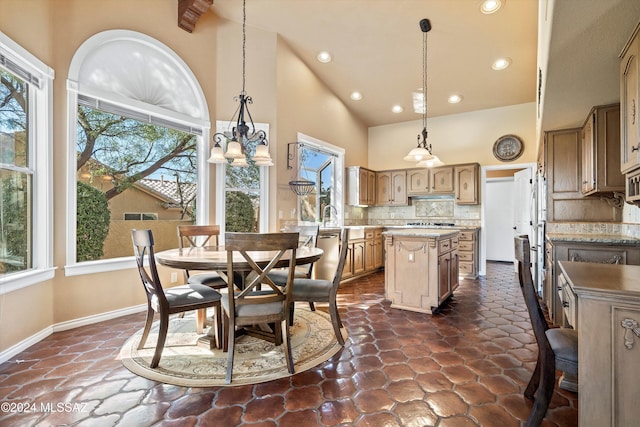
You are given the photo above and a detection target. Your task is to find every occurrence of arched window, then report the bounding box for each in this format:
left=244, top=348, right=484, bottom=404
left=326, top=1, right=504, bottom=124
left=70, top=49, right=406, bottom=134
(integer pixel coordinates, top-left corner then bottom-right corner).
left=65, top=30, right=210, bottom=275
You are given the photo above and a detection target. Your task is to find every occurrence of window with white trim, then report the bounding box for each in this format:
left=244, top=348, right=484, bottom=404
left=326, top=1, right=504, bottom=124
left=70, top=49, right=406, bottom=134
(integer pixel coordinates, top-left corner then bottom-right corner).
left=0, top=31, right=54, bottom=293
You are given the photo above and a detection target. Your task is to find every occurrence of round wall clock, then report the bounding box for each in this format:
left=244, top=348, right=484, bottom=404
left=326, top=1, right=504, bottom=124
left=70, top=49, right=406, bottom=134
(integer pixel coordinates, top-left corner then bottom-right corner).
left=492, top=134, right=524, bottom=162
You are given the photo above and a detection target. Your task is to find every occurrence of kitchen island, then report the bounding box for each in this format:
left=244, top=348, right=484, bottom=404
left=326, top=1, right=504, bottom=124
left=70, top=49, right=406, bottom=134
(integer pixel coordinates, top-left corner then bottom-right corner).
left=383, top=228, right=459, bottom=314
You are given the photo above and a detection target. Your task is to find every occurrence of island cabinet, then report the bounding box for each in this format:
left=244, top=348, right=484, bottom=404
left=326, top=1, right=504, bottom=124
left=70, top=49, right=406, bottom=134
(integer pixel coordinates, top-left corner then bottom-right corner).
left=383, top=229, right=459, bottom=314
left=376, top=170, right=407, bottom=206
left=558, top=261, right=640, bottom=427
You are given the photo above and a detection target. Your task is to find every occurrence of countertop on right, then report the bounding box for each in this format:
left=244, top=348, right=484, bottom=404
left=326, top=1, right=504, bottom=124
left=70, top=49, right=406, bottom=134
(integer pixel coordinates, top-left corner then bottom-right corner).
left=546, top=232, right=640, bottom=245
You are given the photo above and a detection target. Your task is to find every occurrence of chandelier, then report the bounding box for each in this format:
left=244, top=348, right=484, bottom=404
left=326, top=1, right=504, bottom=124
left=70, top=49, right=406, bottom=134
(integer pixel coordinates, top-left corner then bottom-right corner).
left=403, top=19, right=443, bottom=168
left=208, top=0, right=273, bottom=168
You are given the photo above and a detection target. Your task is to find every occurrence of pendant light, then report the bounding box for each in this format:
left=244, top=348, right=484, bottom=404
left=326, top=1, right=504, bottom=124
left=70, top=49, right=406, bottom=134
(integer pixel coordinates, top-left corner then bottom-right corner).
left=208, top=0, right=272, bottom=167
left=404, top=18, right=443, bottom=168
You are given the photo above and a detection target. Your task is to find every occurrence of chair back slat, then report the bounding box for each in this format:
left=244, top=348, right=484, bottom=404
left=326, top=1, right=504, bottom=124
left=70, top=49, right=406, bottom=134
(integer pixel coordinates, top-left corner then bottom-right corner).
left=131, top=229, right=167, bottom=308
left=177, top=225, right=221, bottom=277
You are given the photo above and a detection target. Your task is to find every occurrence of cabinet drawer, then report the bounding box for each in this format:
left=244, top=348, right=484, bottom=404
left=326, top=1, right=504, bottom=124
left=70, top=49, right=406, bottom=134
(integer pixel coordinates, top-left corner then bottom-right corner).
left=459, top=231, right=474, bottom=241
left=365, top=230, right=375, bottom=239
left=459, top=252, right=473, bottom=262
left=459, top=261, right=473, bottom=275
left=567, top=247, right=628, bottom=264
left=558, top=273, right=577, bottom=329
left=458, top=242, right=473, bottom=251
left=451, top=237, right=458, bottom=249
left=438, top=239, right=452, bottom=253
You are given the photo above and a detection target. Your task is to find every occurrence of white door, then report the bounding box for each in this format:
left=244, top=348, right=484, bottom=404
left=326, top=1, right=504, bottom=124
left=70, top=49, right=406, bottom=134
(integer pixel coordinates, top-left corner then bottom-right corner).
left=513, top=168, right=534, bottom=269
left=485, top=178, right=515, bottom=262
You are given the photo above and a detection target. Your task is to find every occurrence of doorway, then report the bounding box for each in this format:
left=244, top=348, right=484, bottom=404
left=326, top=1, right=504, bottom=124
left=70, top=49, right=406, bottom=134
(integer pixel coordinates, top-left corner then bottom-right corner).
left=480, top=163, right=536, bottom=276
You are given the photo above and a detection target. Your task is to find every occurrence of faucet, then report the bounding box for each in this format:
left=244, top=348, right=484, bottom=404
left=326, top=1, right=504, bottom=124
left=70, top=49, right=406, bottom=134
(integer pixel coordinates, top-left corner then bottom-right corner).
left=322, top=204, right=338, bottom=227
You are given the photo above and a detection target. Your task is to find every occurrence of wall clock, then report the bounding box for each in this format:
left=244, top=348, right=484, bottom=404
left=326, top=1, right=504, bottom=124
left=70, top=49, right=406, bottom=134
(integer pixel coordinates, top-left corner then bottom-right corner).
left=492, top=134, right=524, bottom=162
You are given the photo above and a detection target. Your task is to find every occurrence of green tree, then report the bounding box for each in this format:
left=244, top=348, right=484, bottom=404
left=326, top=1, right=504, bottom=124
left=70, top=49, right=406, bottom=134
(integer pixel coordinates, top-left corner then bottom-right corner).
left=76, top=181, right=111, bottom=262
left=225, top=191, right=255, bottom=232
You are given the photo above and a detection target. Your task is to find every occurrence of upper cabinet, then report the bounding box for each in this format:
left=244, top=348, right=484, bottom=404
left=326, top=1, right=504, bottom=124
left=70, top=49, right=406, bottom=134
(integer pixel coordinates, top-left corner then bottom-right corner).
left=430, top=166, right=454, bottom=193
left=376, top=170, right=407, bottom=206
left=346, top=166, right=376, bottom=206
left=620, top=22, right=640, bottom=205
left=455, top=163, right=479, bottom=204
left=580, top=104, right=624, bottom=198
left=407, top=169, right=430, bottom=195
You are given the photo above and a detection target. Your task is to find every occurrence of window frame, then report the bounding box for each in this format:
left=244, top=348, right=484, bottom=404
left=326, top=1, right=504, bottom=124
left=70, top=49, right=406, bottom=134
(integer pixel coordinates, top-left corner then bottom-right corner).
left=214, top=120, right=269, bottom=236
left=64, top=31, right=210, bottom=276
left=0, top=31, right=55, bottom=295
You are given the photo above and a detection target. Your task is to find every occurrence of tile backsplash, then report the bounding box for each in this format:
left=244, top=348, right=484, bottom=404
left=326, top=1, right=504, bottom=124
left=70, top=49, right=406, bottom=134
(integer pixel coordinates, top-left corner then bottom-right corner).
left=345, top=201, right=481, bottom=228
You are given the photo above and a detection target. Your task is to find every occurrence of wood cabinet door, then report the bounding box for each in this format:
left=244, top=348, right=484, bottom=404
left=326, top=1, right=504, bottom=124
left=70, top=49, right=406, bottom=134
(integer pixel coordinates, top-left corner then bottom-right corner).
left=407, top=169, right=430, bottom=195
left=621, top=33, right=640, bottom=173
left=581, top=113, right=595, bottom=194
left=342, top=244, right=353, bottom=279
left=376, top=172, right=390, bottom=205
left=374, top=236, right=384, bottom=268
left=390, top=171, right=407, bottom=205
left=438, top=252, right=450, bottom=301
left=455, top=164, right=478, bottom=204
left=449, top=251, right=459, bottom=292
left=431, top=167, right=454, bottom=193
left=366, top=169, right=377, bottom=205
left=352, top=242, right=366, bottom=275
left=365, top=239, right=375, bottom=271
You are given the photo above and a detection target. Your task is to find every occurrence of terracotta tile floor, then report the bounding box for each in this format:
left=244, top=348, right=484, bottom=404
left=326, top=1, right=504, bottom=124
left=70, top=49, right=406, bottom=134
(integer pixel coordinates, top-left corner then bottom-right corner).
left=0, top=262, right=577, bottom=427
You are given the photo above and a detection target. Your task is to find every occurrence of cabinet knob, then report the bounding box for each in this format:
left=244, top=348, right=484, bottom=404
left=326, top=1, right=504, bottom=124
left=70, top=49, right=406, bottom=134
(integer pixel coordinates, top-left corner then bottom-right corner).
left=632, top=144, right=640, bottom=152
left=562, top=301, right=570, bottom=308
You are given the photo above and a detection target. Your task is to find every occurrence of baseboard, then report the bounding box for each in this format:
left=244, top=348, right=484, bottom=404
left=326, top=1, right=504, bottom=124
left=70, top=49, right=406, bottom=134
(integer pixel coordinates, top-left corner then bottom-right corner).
left=0, top=304, right=146, bottom=364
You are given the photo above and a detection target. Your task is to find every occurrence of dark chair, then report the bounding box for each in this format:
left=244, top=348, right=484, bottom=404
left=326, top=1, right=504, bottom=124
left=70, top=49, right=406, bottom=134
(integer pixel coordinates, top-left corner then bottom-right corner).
left=515, top=235, right=578, bottom=427
left=222, top=231, right=299, bottom=384
left=289, top=227, right=349, bottom=345
left=177, top=224, right=227, bottom=289
left=131, top=229, right=223, bottom=368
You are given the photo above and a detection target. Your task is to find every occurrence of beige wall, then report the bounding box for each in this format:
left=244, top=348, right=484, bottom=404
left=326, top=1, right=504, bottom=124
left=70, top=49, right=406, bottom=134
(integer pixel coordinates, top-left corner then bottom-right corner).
left=0, top=0, right=368, bottom=355
left=368, top=102, right=537, bottom=170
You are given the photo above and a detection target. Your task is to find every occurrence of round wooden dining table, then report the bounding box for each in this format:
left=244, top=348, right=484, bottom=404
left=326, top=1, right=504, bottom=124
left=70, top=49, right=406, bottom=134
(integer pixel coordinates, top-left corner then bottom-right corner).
left=155, top=245, right=324, bottom=274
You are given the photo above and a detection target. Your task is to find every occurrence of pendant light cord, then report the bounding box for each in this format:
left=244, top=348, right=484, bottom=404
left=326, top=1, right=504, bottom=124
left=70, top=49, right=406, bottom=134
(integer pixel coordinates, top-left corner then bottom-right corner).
left=422, top=29, right=427, bottom=132
left=241, top=0, right=247, bottom=96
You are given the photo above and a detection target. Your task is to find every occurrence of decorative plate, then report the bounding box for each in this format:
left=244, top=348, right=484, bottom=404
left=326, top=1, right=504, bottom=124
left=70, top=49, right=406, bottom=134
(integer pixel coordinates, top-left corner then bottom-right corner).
left=492, top=134, right=524, bottom=162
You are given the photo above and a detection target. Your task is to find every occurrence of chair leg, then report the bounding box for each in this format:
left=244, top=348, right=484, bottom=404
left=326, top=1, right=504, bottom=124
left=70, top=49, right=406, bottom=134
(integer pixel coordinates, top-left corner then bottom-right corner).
left=196, top=308, right=206, bottom=334
left=525, top=353, right=542, bottom=400
left=138, top=307, right=155, bottom=350
left=273, top=321, right=283, bottom=346
left=222, top=312, right=230, bottom=352
left=281, top=318, right=294, bottom=374
left=225, top=316, right=236, bottom=384
left=213, top=303, right=223, bottom=350
left=329, top=298, right=345, bottom=345
left=525, top=359, right=556, bottom=427
left=150, top=315, right=169, bottom=369
left=308, top=301, right=316, bottom=311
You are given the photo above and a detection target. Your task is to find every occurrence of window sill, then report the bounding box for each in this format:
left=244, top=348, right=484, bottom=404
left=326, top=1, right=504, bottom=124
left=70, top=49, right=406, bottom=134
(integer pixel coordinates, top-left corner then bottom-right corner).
left=0, top=268, right=57, bottom=295
left=64, top=257, right=137, bottom=277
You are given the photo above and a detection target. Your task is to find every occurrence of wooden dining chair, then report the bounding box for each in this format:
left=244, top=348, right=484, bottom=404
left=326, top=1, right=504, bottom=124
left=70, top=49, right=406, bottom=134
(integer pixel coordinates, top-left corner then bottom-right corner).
left=268, top=224, right=320, bottom=311
left=515, top=235, right=578, bottom=427
left=177, top=225, right=227, bottom=290
left=222, top=231, right=299, bottom=384
left=288, top=227, right=349, bottom=345
left=131, top=229, right=223, bottom=368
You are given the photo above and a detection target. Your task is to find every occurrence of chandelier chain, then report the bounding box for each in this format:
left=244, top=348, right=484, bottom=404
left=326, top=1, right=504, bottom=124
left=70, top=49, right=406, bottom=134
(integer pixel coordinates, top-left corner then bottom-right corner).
left=422, top=28, right=428, bottom=130
left=242, top=0, right=247, bottom=95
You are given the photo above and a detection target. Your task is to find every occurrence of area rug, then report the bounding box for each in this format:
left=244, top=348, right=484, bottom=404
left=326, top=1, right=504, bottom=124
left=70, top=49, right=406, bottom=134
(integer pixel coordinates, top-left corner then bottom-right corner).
left=119, top=305, right=346, bottom=387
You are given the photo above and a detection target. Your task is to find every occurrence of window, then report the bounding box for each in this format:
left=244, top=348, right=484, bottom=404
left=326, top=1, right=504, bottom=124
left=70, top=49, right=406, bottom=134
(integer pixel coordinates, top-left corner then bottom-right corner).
left=65, top=30, right=210, bottom=275
left=295, top=134, right=344, bottom=225
left=0, top=32, right=54, bottom=293
left=215, top=121, right=269, bottom=234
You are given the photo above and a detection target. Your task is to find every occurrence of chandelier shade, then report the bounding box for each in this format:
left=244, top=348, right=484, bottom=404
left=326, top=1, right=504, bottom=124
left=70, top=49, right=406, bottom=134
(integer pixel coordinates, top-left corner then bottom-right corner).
left=404, top=18, right=443, bottom=168
left=207, top=0, right=272, bottom=167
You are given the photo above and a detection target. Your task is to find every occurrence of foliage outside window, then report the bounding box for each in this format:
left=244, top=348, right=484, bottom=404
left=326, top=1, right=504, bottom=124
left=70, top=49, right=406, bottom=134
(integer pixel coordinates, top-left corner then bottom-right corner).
left=299, top=145, right=335, bottom=223
left=76, top=105, right=197, bottom=261
left=0, top=68, right=32, bottom=275
left=224, top=146, right=259, bottom=232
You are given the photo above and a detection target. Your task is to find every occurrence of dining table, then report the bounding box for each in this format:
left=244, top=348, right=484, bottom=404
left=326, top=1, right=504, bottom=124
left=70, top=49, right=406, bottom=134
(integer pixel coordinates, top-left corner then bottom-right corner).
left=154, top=245, right=324, bottom=348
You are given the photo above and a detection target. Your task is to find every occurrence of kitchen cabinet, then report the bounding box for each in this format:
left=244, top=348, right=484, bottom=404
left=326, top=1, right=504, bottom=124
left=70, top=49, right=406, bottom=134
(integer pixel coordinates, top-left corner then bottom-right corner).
left=346, top=166, right=376, bottom=206
left=383, top=229, right=459, bottom=314
left=457, top=228, right=479, bottom=279
left=407, top=168, right=430, bottom=195
left=620, top=22, right=640, bottom=174
left=558, top=261, right=640, bottom=427
left=545, top=235, right=640, bottom=325
left=376, top=170, right=407, bottom=206
left=454, top=163, right=479, bottom=204
left=545, top=127, right=621, bottom=222
left=430, top=166, right=454, bottom=193
left=342, top=227, right=384, bottom=282
left=373, top=228, right=384, bottom=269
left=580, top=104, right=624, bottom=198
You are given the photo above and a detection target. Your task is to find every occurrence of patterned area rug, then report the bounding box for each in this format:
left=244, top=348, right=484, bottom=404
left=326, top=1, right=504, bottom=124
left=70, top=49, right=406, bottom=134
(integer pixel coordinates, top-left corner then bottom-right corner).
left=119, top=305, right=346, bottom=387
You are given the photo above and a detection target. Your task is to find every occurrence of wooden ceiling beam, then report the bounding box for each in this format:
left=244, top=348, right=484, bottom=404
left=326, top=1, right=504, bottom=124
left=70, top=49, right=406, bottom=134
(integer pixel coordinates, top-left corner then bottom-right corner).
left=178, top=0, right=213, bottom=33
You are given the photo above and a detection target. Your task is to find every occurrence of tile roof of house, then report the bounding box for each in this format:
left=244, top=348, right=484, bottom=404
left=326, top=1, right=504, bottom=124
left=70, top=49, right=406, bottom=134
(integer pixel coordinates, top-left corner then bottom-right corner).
left=137, top=177, right=196, bottom=208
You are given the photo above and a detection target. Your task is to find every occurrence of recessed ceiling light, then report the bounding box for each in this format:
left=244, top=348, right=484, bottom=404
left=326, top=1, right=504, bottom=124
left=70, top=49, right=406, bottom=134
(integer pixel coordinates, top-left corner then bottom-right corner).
left=392, top=105, right=404, bottom=113
left=350, top=91, right=363, bottom=101
left=448, top=94, right=463, bottom=104
left=317, top=51, right=332, bottom=63
left=480, top=0, right=503, bottom=14
left=492, top=57, right=511, bottom=70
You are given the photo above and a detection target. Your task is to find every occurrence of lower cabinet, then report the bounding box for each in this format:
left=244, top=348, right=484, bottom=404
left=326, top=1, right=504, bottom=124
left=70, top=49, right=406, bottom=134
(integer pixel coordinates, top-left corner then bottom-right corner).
left=546, top=237, right=640, bottom=325
left=457, top=228, right=479, bottom=279
left=342, top=227, right=384, bottom=281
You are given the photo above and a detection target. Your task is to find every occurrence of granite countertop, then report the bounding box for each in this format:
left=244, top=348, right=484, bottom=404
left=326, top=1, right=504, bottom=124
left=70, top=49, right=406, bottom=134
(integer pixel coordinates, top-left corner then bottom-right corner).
left=381, top=228, right=459, bottom=238
left=546, top=232, right=640, bottom=245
